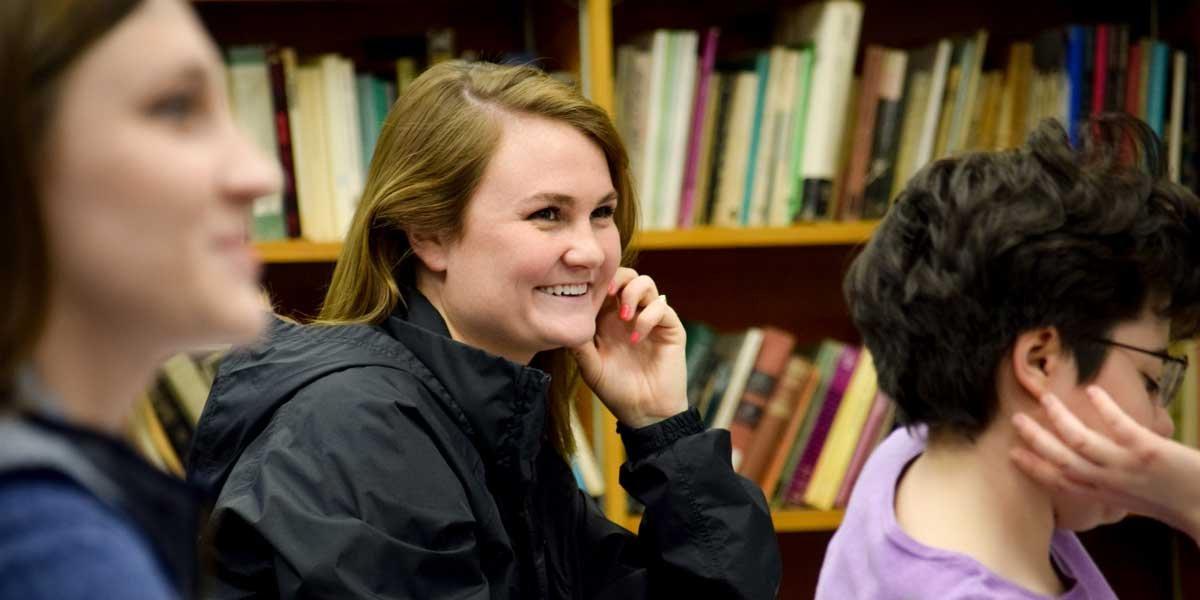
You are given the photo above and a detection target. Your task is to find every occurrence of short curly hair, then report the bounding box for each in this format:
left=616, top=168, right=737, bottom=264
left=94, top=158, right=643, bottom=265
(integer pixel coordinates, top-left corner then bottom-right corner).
left=846, top=115, right=1200, bottom=440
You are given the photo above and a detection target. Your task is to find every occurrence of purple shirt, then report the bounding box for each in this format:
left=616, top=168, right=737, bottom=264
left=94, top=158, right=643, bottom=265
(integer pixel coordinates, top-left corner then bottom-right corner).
left=816, top=426, right=1117, bottom=599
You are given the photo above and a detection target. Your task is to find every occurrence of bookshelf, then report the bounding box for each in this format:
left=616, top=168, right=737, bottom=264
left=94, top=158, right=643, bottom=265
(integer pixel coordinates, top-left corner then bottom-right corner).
left=200, top=0, right=1200, bottom=597
left=253, top=222, right=881, bottom=263
left=625, top=508, right=845, bottom=534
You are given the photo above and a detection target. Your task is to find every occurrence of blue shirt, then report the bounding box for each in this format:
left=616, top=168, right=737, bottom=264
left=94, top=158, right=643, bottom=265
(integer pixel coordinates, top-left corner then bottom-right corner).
left=0, top=471, right=176, bottom=599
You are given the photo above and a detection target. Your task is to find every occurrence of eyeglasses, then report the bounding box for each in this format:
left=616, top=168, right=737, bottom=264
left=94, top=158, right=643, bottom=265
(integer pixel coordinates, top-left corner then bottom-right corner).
left=1085, top=338, right=1189, bottom=406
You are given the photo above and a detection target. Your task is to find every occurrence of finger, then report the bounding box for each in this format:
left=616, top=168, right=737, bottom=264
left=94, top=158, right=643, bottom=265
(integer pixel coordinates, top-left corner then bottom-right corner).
left=1010, top=445, right=1097, bottom=498
left=608, top=267, right=638, bottom=297
left=1040, top=392, right=1124, bottom=467
left=1087, top=385, right=1152, bottom=448
left=628, top=294, right=673, bottom=344
left=1011, top=411, right=1106, bottom=480
left=617, top=274, right=660, bottom=322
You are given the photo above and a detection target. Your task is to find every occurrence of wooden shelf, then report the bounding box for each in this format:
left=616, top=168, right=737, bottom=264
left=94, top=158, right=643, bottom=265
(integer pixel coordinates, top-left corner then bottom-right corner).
left=631, top=222, right=879, bottom=250
left=256, top=240, right=341, bottom=263
left=624, top=508, right=844, bottom=533
left=254, top=222, right=880, bottom=264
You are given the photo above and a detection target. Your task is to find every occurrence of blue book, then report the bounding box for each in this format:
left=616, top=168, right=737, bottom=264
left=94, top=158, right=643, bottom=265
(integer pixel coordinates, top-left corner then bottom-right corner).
left=1066, top=26, right=1086, bottom=146
left=739, top=52, right=771, bottom=225
left=1148, top=41, right=1170, bottom=137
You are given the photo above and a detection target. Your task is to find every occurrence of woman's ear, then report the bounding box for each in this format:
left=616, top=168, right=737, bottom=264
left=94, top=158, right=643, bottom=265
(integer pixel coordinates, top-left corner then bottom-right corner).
left=1010, top=327, right=1066, bottom=399
left=407, top=230, right=449, bottom=273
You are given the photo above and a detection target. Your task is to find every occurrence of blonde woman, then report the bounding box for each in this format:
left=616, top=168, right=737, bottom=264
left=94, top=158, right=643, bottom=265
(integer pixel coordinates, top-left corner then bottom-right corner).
left=0, top=0, right=278, bottom=597
left=189, top=61, right=781, bottom=599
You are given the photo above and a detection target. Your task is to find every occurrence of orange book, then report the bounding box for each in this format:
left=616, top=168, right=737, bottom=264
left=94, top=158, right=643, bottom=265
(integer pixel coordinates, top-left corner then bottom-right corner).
left=738, top=357, right=811, bottom=482
left=729, top=328, right=796, bottom=470
left=757, top=360, right=823, bottom=498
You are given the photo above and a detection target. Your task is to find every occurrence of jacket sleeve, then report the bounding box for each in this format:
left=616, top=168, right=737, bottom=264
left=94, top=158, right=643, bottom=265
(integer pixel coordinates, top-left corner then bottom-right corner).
left=205, top=373, right=491, bottom=600
left=576, top=408, right=782, bottom=600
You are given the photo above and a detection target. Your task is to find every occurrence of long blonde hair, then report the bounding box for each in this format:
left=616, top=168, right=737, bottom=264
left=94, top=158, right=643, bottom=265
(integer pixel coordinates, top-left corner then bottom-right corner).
left=318, top=61, right=638, bottom=456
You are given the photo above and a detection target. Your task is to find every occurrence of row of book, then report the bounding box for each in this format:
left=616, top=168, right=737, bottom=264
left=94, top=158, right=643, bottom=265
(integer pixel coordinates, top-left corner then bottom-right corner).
left=681, top=324, right=893, bottom=511
left=127, top=351, right=224, bottom=477
left=224, top=46, right=422, bottom=243
left=616, top=1, right=1198, bottom=231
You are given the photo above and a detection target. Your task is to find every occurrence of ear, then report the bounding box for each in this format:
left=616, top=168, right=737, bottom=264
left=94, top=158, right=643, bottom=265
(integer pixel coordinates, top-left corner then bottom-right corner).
left=407, top=230, right=450, bottom=273
left=1010, top=327, right=1067, bottom=399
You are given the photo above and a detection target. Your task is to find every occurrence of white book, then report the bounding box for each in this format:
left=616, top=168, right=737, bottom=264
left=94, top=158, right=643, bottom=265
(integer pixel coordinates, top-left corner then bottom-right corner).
left=656, top=30, right=698, bottom=230
left=636, top=31, right=672, bottom=230
left=710, top=327, right=765, bottom=431
left=766, top=48, right=802, bottom=227
left=710, top=71, right=760, bottom=227
left=1169, top=51, right=1186, bottom=184
left=915, top=39, right=952, bottom=169
left=225, top=47, right=283, bottom=240
left=294, top=63, right=337, bottom=242
left=570, top=408, right=605, bottom=497
left=746, top=46, right=786, bottom=227
left=784, top=1, right=863, bottom=186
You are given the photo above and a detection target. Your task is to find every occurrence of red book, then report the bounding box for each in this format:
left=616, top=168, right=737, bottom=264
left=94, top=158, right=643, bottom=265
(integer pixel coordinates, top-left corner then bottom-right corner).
left=266, top=46, right=301, bottom=238
left=1092, top=25, right=1109, bottom=116
left=728, top=328, right=797, bottom=470
left=677, top=27, right=721, bottom=228
left=739, top=357, right=810, bottom=483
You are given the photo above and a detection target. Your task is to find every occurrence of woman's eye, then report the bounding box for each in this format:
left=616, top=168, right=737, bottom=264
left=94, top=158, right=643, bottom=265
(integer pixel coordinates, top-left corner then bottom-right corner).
left=529, top=207, right=560, bottom=221
left=592, top=205, right=616, bottom=220
left=150, top=92, right=200, bottom=122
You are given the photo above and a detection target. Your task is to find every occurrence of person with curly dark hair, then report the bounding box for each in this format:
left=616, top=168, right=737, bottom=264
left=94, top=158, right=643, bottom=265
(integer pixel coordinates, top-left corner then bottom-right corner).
left=816, top=115, right=1200, bottom=599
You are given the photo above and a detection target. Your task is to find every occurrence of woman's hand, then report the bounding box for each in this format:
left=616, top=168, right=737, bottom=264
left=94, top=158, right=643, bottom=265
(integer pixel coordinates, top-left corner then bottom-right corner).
left=1010, top=386, right=1200, bottom=544
left=570, top=267, right=688, bottom=429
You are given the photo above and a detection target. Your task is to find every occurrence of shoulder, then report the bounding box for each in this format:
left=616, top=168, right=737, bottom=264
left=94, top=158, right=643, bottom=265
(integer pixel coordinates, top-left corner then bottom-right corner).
left=0, top=472, right=175, bottom=599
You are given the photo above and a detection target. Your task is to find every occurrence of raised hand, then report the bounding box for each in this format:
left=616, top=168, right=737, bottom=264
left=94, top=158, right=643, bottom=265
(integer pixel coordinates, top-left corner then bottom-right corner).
left=570, top=267, right=688, bottom=429
left=1010, top=386, right=1200, bottom=544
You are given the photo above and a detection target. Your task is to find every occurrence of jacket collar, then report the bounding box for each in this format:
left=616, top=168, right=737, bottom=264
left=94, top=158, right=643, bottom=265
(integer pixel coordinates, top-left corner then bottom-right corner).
left=382, top=287, right=550, bottom=482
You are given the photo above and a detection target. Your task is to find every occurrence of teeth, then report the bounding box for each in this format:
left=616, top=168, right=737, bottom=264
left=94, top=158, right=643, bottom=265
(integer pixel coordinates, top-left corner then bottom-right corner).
left=539, top=283, right=589, bottom=297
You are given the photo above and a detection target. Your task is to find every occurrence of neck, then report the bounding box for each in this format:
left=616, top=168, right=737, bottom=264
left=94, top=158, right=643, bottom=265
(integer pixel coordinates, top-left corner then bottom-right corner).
left=895, top=417, right=1063, bottom=595
left=32, top=295, right=164, bottom=436
left=415, top=275, right=535, bottom=365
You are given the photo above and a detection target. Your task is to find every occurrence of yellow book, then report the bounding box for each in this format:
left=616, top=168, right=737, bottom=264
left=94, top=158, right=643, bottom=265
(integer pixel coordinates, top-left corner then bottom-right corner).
left=803, top=350, right=878, bottom=510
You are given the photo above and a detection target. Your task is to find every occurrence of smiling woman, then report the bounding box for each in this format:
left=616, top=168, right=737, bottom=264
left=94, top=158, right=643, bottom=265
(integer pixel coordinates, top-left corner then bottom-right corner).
left=188, top=61, right=782, bottom=599
left=0, top=0, right=279, bottom=598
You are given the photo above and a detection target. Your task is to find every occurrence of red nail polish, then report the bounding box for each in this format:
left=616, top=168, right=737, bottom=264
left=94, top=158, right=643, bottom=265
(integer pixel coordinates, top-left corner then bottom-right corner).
left=630, top=331, right=640, bottom=344
left=620, top=304, right=633, bottom=320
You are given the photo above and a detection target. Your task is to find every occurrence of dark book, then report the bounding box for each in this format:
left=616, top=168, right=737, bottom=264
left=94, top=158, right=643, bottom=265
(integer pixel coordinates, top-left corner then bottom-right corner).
left=702, top=73, right=735, bottom=225
left=863, top=50, right=908, bottom=218
left=266, top=46, right=301, bottom=238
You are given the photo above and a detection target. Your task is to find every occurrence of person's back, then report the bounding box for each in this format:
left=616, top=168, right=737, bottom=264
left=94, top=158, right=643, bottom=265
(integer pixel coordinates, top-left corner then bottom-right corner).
left=818, top=115, right=1200, bottom=599
left=0, top=0, right=279, bottom=597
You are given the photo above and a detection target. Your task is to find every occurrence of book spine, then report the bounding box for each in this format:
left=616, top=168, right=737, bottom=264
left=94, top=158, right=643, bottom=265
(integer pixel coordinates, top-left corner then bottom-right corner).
left=1092, top=24, right=1109, bottom=116
left=1125, top=40, right=1143, bottom=116
left=740, top=357, right=809, bottom=483
left=1149, top=42, right=1169, bottom=137
left=678, top=28, right=720, bottom=229
left=783, top=346, right=860, bottom=506
left=862, top=50, right=907, bottom=218
left=838, top=46, right=885, bottom=220
left=729, top=329, right=796, bottom=469
left=266, top=47, right=301, bottom=238
left=832, top=391, right=891, bottom=508
left=1066, top=26, right=1086, bottom=145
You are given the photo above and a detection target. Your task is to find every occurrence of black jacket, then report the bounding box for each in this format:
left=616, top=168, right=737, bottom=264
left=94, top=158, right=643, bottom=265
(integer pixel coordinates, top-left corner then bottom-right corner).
left=188, top=291, right=781, bottom=599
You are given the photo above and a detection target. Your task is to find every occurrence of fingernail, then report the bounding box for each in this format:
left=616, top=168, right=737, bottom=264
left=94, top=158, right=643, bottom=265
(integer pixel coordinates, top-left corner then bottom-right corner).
left=630, top=331, right=640, bottom=344
left=620, top=304, right=633, bottom=320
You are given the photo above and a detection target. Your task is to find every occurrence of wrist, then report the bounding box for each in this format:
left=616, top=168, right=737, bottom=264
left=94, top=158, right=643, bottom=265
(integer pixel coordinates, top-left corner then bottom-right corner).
left=613, top=397, right=689, bottom=429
